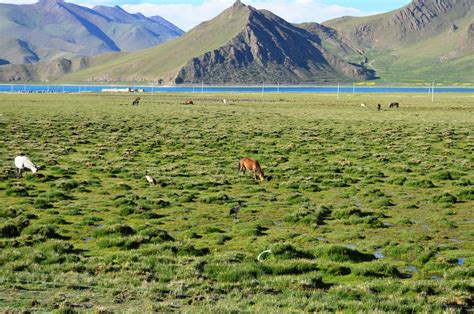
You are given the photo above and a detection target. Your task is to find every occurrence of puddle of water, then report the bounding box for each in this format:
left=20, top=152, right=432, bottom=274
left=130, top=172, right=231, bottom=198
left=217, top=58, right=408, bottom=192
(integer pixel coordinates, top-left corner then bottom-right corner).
left=431, top=275, right=443, bottom=281
left=383, top=222, right=393, bottom=227
left=83, top=237, right=94, bottom=243
left=457, top=258, right=464, bottom=266
left=450, top=238, right=461, bottom=243
left=401, top=273, right=412, bottom=279
left=273, top=221, right=283, bottom=225
left=407, top=265, right=418, bottom=273
left=374, top=251, right=385, bottom=259
left=316, top=236, right=328, bottom=242
left=342, top=244, right=357, bottom=250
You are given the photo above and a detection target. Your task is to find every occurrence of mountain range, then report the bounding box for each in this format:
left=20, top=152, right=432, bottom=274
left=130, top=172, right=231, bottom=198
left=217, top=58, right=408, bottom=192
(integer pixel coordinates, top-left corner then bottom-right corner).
left=0, top=0, right=472, bottom=84
left=0, top=0, right=183, bottom=65
left=325, top=0, right=473, bottom=83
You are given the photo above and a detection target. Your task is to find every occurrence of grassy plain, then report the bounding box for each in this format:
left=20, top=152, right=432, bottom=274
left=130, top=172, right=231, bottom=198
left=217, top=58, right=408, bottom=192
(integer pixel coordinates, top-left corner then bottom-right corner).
left=0, top=92, right=473, bottom=312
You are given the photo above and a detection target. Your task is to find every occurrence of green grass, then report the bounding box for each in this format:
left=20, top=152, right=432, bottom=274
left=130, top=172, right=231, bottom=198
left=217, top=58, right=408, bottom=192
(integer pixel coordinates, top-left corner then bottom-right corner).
left=0, top=92, right=473, bottom=311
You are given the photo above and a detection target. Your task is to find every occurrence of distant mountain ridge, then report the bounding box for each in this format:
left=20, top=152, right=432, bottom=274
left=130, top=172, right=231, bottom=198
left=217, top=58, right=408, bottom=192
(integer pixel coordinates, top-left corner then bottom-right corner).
left=56, top=1, right=375, bottom=84
left=0, top=0, right=472, bottom=84
left=0, top=0, right=183, bottom=65
left=324, top=0, right=473, bottom=82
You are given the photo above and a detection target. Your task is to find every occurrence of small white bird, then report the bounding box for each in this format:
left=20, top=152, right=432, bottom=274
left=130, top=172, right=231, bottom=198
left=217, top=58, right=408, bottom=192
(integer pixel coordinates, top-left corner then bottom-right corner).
left=14, top=156, right=39, bottom=178
left=145, top=175, right=157, bottom=185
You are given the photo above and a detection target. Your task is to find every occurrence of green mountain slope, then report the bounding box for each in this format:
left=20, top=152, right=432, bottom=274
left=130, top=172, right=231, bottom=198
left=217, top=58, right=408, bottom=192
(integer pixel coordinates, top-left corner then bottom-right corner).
left=324, top=0, right=474, bottom=83
left=63, top=1, right=375, bottom=84
left=62, top=1, right=250, bottom=83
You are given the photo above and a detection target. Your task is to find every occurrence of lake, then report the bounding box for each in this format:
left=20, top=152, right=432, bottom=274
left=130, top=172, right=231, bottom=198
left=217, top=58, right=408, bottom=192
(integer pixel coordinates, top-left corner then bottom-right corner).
left=0, top=84, right=473, bottom=93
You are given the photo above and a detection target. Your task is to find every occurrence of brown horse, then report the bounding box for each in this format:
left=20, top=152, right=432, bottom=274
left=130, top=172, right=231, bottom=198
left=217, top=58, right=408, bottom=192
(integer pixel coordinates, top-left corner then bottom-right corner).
left=237, top=158, right=265, bottom=181
left=183, top=99, right=194, bottom=105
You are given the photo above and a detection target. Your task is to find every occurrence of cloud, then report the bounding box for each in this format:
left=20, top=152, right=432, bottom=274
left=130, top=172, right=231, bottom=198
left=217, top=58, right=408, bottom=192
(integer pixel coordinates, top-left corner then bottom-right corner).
left=122, top=0, right=378, bottom=31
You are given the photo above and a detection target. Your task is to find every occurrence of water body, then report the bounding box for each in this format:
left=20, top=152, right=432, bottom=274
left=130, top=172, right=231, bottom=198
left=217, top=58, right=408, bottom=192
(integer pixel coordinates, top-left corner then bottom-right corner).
left=1, top=84, right=473, bottom=94
left=341, top=244, right=357, bottom=250
left=407, top=265, right=419, bottom=273
left=374, top=251, right=385, bottom=259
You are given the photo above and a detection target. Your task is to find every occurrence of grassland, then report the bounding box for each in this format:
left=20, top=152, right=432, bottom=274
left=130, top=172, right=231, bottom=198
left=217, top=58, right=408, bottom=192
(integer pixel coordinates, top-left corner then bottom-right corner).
left=0, top=92, right=473, bottom=312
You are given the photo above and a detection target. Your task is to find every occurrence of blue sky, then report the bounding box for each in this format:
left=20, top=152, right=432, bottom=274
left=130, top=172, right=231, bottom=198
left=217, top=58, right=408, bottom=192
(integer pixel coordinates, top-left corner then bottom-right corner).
left=91, top=0, right=410, bottom=13
left=2, top=0, right=411, bottom=30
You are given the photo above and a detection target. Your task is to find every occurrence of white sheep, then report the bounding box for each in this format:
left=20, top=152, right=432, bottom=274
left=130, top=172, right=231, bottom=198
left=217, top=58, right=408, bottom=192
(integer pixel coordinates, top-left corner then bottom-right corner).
left=360, top=103, right=366, bottom=108
left=14, top=156, right=39, bottom=178
left=145, top=175, right=157, bottom=185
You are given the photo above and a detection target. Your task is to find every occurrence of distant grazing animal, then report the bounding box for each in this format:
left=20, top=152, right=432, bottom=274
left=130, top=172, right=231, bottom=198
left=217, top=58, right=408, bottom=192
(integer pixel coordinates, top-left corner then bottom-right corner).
left=184, top=99, right=194, bottom=105
left=377, top=104, right=381, bottom=111
left=132, top=97, right=140, bottom=106
left=145, top=175, right=157, bottom=185
left=360, top=103, right=366, bottom=108
left=389, top=102, right=399, bottom=108
left=14, top=156, right=40, bottom=178
left=238, top=158, right=265, bottom=182
left=223, top=99, right=227, bottom=105
left=229, top=201, right=242, bottom=218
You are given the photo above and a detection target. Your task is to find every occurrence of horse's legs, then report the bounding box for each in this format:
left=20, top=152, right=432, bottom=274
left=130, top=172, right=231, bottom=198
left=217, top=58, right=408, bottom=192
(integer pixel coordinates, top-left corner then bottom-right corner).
left=16, top=168, right=21, bottom=178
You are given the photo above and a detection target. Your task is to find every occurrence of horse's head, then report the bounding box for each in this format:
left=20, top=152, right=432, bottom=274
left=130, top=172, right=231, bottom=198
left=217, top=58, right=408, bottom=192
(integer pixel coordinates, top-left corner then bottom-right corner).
left=258, top=170, right=265, bottom=182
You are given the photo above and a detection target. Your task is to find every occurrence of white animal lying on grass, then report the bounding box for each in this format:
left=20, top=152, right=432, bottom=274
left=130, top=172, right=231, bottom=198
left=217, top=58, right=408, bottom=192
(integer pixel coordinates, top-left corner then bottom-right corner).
left=14, top=156, right=40, bottom=178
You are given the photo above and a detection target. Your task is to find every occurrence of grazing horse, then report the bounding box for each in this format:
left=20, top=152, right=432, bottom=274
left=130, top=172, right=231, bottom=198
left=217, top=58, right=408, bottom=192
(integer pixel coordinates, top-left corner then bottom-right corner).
left=14, top=156, right=40, bottom=178
left=132, top=97, right=140, bottom=106
left=377, top=104, right=381, bottom=111
left=184, top=99, right=194, bottom=105
left=389, top=102, right=399, bottom=108
left=237, top=158, right=265, bottom=182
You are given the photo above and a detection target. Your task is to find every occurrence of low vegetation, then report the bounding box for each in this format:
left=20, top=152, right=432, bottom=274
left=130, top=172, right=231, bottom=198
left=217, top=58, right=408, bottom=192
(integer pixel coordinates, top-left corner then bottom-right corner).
left=0, top=92, right=472, bottom=311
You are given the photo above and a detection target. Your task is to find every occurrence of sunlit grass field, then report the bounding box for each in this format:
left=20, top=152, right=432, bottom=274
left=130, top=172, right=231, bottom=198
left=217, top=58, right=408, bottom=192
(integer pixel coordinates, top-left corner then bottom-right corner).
left=0, top=92, right=473, bottom=312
